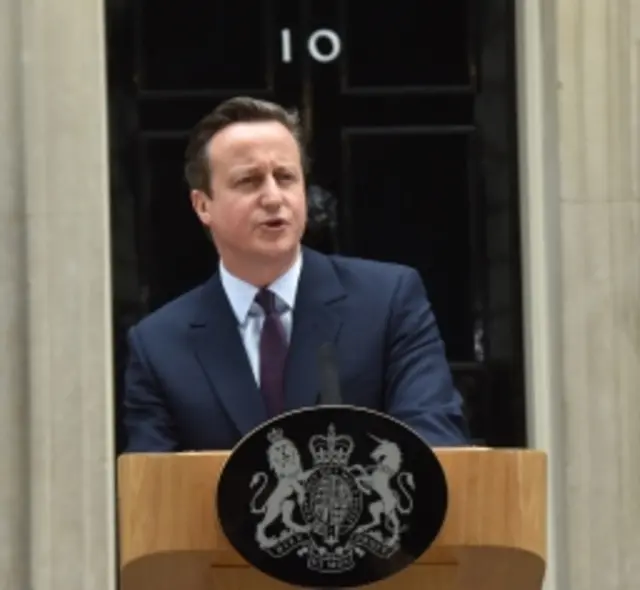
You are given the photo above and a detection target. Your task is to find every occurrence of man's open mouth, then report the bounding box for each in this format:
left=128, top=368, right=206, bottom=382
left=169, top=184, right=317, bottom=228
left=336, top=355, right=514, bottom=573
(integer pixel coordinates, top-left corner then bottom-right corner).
left=263, top=219, right=286, bottom=229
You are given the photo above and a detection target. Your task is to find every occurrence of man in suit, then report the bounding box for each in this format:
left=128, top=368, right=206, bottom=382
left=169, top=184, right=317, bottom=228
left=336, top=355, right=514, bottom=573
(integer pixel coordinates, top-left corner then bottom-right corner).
left=123, top=96, right=470, bottom=452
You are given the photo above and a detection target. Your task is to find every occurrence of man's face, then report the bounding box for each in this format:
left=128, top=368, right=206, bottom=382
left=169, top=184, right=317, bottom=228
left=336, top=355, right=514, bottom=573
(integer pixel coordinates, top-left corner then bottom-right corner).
left=191, top=120, right=307, bottom=268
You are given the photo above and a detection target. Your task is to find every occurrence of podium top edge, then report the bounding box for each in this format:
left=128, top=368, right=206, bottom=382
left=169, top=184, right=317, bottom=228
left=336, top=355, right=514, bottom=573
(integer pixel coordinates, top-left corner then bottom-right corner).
left=117, top=447, right=548, bottom=460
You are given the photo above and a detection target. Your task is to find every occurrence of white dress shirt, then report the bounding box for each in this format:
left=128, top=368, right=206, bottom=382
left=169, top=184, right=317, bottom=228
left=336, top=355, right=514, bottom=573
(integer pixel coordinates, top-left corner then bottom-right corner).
left=219, top=254, right=302, bottom=386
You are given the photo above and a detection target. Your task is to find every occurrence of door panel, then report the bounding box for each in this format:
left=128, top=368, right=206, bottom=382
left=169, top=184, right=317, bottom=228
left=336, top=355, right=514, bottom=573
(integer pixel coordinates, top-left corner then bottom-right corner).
left=135, top=0, right=275, bottom=93
left=140, top=136, right=215, bottom=307
left=339, top=0, right=473, bottom=89
left=132, top=0, right=303, bottom=308
left=302, top=0, right=486, bottom=390
left=342, top=129, right=475, bottom=361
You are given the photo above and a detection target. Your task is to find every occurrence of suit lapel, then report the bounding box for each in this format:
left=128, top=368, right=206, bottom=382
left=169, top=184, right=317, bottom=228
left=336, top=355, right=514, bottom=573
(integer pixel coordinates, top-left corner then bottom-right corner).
left=284, top=248, right=347, bottom=411
left=189, top=275, right=268, bottom=437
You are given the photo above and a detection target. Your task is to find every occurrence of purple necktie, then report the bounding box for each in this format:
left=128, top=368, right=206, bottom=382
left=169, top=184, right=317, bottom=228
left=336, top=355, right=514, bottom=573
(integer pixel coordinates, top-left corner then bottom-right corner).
left=255, top=289, right=288, bottom=417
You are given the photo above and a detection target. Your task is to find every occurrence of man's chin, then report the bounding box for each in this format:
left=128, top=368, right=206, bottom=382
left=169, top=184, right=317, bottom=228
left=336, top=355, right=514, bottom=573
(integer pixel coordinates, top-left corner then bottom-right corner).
left=256, top=245, right=297, bottom=260
left=254, top=235, right=300, bottom=257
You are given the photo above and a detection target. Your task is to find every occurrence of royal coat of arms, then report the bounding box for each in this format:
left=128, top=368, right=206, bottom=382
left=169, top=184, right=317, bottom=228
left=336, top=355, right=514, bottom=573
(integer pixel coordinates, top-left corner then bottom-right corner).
left=248, top=423, right=416, bottom=573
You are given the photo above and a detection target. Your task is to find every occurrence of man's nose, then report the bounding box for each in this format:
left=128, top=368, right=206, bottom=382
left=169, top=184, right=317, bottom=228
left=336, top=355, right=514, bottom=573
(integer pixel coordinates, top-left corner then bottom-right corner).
left=261, top=176, right=283, bottom=206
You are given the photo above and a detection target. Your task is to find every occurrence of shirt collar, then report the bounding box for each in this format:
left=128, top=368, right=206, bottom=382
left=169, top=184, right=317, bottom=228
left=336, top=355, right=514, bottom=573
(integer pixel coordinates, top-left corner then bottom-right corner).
left=219, top=252, right=303, bottom=325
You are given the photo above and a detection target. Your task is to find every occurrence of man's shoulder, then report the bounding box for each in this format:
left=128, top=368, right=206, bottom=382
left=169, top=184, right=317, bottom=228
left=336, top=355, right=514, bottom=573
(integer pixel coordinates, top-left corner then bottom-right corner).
left=318, top=250, right=418, bottom=287
left=301, top=249, right=424, bottom=309
left=131, top=280, right=209, bottom=336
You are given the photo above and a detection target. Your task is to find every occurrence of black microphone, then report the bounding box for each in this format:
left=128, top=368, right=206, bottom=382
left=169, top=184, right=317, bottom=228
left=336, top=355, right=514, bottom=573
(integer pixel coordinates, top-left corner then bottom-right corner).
left=317, top=342, right=342, bottom=405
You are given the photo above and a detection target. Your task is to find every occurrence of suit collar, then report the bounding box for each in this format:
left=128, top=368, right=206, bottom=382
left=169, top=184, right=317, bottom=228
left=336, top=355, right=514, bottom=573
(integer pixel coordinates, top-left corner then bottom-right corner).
left=218, top=251, right=303, bottom=325
left=295, top=246, right=346, bottom=305
left=191, top=247, right=344, bottom=326
left=189, top=247, right=347, bottom=438
left=282, top=247, right=347, bottom=410
left=190, top=274, right=267, bottom=437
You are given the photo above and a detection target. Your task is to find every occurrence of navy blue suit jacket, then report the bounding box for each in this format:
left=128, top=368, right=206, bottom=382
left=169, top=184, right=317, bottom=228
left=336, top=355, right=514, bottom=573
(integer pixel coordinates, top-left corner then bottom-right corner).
left=123, top=248, right=469, bottom=451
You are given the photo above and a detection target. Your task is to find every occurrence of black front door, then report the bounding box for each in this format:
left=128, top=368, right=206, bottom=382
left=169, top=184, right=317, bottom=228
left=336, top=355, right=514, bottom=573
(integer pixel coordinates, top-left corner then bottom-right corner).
left=107, top=0, right=525, bottom=450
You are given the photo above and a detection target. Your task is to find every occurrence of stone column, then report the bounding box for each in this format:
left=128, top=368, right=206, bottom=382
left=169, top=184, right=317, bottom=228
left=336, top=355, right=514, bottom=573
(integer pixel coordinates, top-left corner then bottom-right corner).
left=0, top=0, right=116, bottom=588
left=24, top=0, right=116, bottom=585
left=0, top=0, right=29, bottom=587
left=517, top=2, right=640, bottom=589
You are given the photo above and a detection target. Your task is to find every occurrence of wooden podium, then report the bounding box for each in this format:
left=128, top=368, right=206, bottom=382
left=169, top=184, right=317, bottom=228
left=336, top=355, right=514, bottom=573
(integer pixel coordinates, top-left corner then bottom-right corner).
left=117, top=448, right=546, bottom=590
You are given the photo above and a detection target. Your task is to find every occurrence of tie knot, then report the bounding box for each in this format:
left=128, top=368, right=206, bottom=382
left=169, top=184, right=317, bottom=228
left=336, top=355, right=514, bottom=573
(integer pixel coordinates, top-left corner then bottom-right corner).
left=255, top=289, right=277, bottom=315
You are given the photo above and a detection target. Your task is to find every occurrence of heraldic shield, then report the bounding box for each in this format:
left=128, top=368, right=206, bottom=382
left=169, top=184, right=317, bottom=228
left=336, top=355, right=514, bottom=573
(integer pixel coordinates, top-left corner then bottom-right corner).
left=216, top=406, right=448, bottom=588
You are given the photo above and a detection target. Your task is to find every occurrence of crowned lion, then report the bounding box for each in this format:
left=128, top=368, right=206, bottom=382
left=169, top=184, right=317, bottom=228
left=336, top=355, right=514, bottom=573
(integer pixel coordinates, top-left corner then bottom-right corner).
left=249, top=430, right=313, bottom=548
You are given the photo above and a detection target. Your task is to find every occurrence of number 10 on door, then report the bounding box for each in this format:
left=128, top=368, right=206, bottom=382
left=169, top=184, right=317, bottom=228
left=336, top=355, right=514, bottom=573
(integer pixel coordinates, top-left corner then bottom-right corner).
left=280, top=28, right=342, bottom=64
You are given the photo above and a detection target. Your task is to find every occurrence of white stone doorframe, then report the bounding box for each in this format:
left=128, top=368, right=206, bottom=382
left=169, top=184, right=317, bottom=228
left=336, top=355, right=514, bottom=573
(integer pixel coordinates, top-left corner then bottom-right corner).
left=1, top=0, right=117, bottom=589
left=515, top=3, right=563, bottom=590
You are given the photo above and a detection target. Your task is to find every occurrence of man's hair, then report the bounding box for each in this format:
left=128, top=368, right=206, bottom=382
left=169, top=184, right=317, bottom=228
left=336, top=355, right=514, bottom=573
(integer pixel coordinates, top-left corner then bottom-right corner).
left=184, top=96, right=308, bottom=195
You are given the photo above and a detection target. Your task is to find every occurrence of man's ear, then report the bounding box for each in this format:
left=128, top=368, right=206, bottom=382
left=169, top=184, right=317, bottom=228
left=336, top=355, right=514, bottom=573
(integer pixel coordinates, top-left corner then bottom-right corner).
left=190, top=189, right=212, bottom=225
